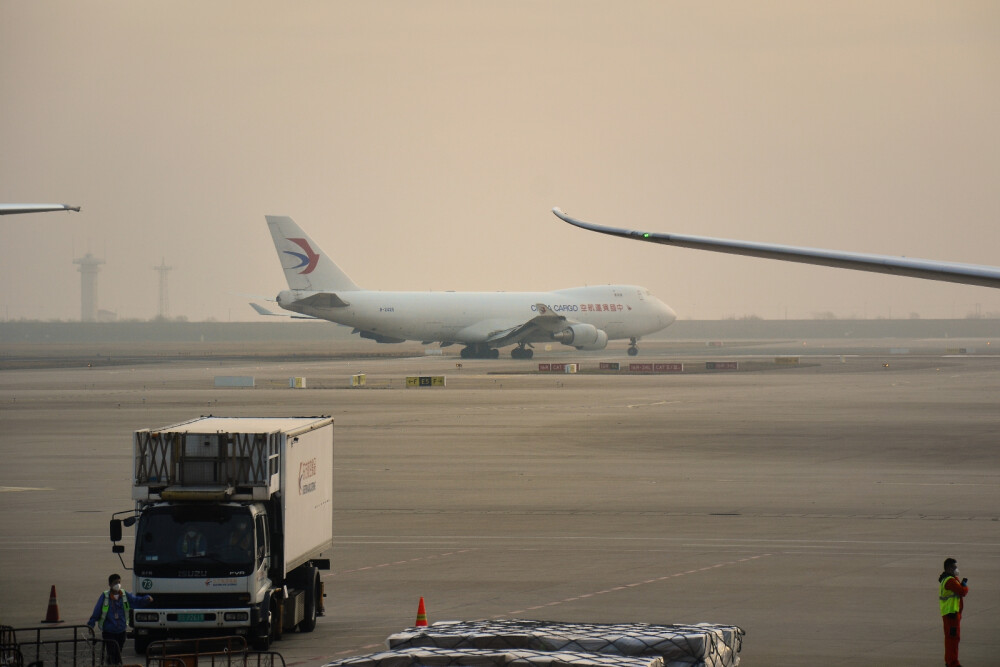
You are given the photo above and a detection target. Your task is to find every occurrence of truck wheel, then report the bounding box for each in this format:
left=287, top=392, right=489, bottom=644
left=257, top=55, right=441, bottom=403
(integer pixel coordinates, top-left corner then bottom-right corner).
left=298, top=566, right=320, bottom=632
left=271, top=594, right=283, bottom=642
left=251, top=627, right=270, bottom=651
left=251, top=595, right=272, bottom=650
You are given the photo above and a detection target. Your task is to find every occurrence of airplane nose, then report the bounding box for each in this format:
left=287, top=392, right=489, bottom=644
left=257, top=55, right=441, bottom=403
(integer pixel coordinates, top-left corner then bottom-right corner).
left=660, top=300, right=677, bottom=326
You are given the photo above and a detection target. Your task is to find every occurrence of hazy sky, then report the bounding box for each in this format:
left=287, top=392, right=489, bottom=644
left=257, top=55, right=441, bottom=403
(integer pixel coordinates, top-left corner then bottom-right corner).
left=2, top=1, right=999, bottom=322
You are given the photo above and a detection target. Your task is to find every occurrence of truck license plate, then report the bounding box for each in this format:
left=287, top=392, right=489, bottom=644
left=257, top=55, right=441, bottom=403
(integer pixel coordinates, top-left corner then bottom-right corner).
left=177, top=613, right=204, bottom=622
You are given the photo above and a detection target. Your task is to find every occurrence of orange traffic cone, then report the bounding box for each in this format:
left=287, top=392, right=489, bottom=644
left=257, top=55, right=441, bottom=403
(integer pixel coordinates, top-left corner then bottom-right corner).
left=414, top=597, right=428, bottom=627
left=41, top=585, right=64, bottom=623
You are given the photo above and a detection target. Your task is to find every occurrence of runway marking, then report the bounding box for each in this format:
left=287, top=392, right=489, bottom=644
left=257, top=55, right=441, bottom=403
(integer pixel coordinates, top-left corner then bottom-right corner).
left=625, top=400, right=680, bottom=409
left=336, top=534, right=1000, bottom=547
left=876, top=481, right=997, bottom=487
left=323, top=548, right=478, bottom=578
left=0, top=486, right=54, bottom=493
left=496, top=553, right=772, bottom=617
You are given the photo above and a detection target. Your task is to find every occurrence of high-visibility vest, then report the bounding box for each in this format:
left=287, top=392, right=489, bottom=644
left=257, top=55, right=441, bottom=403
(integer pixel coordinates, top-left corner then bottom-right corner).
left=939, top=577, right=960, bottom=616
left=98, top=590, right=131, bottom=629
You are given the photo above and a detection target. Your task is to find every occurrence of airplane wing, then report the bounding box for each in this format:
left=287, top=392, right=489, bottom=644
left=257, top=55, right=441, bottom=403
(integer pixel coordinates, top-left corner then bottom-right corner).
left=0, top=204, right=81, bottom=215
left=553, top=207, right=1000, bottom=289
left=250, top=302, right=280, bottom=316
left=486, top=303, right=569, bottom=348
left=248, top=302, right=321, bottom=320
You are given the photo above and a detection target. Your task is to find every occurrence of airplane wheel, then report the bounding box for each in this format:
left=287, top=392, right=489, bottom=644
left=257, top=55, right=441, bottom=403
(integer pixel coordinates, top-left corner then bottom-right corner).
left=511, top=348, right=522, bottom=359
left=627, top=347, right=639, bottom=356
left=460, top=347, right=471, bottom=359
left=490, top=348, right=500, bottom=359
left=525, top=349, right=533, bottom=359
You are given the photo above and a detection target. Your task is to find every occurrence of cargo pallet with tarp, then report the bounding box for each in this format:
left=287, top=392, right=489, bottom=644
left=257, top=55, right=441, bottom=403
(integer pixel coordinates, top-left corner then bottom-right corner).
left=324, top=620, right=744, bottom=667
left=324, top=647, right=665, bottom=667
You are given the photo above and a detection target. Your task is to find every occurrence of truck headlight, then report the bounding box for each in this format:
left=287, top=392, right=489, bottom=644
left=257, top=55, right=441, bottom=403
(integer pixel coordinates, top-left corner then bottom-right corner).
left=224, top=612, right=249, bottom=622
left=134, top=612, right=159, bottom=622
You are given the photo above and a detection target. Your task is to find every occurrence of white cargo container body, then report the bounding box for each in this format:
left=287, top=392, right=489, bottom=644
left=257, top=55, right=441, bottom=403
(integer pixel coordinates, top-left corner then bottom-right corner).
left=279, top=418, right=333, bottom=575
left=112, top=416, right=333, bottom=652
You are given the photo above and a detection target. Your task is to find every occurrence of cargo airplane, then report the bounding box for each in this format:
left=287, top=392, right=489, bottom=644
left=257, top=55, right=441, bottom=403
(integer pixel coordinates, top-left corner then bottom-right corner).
left=553, top=208, right=1000, bottom=289
left=263, top=216, right=675, bottom=358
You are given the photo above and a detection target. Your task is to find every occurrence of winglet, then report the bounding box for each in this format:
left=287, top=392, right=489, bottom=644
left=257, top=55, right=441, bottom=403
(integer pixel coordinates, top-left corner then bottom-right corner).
left=552, top=207, right=649, bottom=241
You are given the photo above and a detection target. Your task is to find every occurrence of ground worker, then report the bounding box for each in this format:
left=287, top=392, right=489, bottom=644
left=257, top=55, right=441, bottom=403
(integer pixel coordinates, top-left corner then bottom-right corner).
left=87, top=573, right=153, bottom=665
left=938, top=557, right=969, bottom=667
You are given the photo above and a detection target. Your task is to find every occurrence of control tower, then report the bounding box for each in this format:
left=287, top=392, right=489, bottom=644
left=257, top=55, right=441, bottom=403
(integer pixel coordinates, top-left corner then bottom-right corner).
left=74, top=252, right=105, bottom=322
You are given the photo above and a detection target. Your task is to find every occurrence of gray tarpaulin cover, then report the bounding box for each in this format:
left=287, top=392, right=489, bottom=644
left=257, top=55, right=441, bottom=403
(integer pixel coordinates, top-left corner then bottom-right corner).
left=323, top=647, right=664, bottom=667
left=367, top=620, right=743, bottom=667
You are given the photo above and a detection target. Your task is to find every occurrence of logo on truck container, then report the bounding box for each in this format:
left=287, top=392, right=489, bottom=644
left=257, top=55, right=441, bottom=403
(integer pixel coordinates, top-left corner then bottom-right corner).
left=299, top=458, right=317, bottom=495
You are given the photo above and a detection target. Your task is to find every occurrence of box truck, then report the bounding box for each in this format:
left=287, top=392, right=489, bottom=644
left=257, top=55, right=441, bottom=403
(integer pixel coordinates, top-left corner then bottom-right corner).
left=109, top=416, right=333, bottom=651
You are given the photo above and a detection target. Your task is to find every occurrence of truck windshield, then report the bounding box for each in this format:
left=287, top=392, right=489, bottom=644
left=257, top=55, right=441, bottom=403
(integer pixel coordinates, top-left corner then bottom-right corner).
left=136, top=506, right=254, bottom=570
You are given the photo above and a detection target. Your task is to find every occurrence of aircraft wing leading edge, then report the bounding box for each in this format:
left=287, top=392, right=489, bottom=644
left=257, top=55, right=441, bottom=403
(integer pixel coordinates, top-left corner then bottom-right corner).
left=553, top=207, right=1000, bottom=289
left=0, top=204, right=81, bottom=215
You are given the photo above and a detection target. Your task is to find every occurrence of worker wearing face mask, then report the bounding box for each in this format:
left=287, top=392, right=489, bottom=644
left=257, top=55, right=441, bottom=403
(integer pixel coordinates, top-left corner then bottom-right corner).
left=938, top=558, right=969, bottom=667
left=87, top=573, right=153, bottom=665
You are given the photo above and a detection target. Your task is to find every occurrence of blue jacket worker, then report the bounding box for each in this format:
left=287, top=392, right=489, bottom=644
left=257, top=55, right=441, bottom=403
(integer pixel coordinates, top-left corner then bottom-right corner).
left=87, top=573, right=153, bottom=664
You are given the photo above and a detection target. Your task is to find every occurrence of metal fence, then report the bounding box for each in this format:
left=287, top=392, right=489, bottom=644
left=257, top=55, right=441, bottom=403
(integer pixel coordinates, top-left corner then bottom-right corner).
left=1, top=626, right=24, bottom=667
left=6, top=626, right=118, bottom=667
left=144, top=636, right=283, bottom=667
left=3, top=628, right=283, bottom=667
left=144, top=653, right=284, bottom=667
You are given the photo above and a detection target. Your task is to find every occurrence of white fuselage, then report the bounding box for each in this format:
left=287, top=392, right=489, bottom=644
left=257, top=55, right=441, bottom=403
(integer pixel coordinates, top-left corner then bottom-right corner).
left=277, top=284, right=675, bottom=345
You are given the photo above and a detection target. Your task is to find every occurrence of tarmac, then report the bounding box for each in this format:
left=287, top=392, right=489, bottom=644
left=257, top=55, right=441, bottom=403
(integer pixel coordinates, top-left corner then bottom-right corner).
left=1, top=337, right=998, bottom=666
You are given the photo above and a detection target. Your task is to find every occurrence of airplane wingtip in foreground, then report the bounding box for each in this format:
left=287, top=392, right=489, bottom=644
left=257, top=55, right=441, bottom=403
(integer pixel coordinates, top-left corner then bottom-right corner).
left=0, top=204, right=81, bottom=215
left=266, top=214, right=676, bottom=358
left=554, top=207, right=1000, bottom=290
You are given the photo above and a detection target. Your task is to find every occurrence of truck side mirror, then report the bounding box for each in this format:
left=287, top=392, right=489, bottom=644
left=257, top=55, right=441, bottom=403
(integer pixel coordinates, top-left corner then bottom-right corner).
left=110, top=519, right=122, bottom=542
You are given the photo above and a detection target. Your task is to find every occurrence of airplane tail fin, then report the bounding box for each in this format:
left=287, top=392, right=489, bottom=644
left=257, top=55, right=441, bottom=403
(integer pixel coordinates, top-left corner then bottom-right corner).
left=266, top=216, right=361, bottom=292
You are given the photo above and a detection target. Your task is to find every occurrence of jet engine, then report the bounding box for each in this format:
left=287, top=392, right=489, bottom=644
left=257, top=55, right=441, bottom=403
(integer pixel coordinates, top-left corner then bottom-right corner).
left=551, top=323, right=609, bottom=350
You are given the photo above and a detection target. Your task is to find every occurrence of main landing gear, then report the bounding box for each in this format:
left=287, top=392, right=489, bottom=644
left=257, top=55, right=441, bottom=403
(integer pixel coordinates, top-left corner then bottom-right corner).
left=460, top=344, right=500, bottom=359
left=510, top=344, right=534, bottom=359
left=627, top=337, right=639, bottom=356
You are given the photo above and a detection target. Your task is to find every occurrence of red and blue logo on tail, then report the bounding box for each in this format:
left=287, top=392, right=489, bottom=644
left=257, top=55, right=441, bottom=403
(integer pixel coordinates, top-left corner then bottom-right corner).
left=284, top=237, right=320, bottom=274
